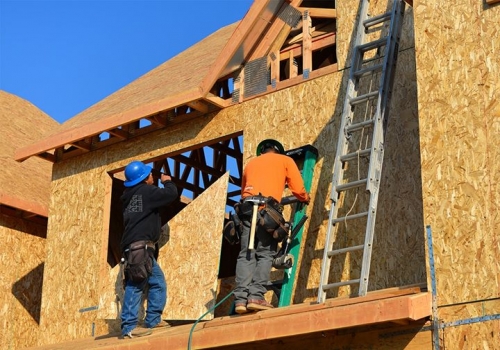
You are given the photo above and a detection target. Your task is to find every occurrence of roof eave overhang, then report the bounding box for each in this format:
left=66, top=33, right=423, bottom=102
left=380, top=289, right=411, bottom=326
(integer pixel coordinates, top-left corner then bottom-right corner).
left=14, top=87, right=204, bottom=162
left=0, top=193, right=48, bottom=218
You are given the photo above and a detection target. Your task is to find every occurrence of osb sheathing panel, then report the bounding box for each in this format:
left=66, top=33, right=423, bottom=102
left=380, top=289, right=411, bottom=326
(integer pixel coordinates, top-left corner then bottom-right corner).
left=93, top=174, right=228, bottom=335
left=336, top=0, right=415, bottom=71
left=0, top=90, right=57, bottom=213
left=437, top=300, right=500, bottom=349
left=438, top=299, right=500, bottom=325
left=161, top=173, right=228, bottom=320
left=413, top=0, right=500, bottom=306
left=441, top=321, right=500, bottom=350
left=0, top=214, right=46, bottom=350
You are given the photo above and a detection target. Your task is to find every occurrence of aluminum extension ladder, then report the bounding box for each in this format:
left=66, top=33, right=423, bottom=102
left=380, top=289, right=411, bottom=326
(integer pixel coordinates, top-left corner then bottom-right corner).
left=317, top=0, right=406, bottom=302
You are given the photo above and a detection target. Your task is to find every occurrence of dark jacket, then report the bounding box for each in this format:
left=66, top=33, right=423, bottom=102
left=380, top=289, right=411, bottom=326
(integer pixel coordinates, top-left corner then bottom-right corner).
left=120, top=181, right=178, bottom=252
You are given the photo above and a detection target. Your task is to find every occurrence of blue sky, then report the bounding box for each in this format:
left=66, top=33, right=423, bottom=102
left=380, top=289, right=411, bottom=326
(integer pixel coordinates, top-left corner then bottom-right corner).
left=0, top=0, right=253, bottom=123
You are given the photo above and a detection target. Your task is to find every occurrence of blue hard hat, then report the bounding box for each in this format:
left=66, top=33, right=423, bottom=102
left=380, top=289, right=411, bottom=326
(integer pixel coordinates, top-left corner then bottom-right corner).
left=124, top=161, right=152, bottom=187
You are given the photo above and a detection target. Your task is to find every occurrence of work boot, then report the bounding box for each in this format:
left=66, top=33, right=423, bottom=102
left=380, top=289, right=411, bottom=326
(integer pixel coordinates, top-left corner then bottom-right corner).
left=124, top=326, right=152, bottom=338
left=151, top=320, right=171, bottom=329
left=247, top=299, right=274, bottom=311
left=235, top=302, right=249, bottom=314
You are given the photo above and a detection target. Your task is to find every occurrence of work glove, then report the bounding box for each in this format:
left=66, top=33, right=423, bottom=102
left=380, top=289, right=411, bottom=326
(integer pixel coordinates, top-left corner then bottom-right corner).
left=302, top=193, right=311, bottom=205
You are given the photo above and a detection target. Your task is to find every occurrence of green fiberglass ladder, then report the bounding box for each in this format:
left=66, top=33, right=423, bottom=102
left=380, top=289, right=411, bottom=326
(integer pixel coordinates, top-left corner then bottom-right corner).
left=317, top=0, right=406, bottom=302
left=278, top=145, right=318, bottom=307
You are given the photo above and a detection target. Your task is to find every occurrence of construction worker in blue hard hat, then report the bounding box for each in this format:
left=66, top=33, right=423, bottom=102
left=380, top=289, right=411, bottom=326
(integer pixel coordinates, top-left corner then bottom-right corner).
left=231, top=139, right=310, bottom=314
left=120, top=160, right=178, bottom=339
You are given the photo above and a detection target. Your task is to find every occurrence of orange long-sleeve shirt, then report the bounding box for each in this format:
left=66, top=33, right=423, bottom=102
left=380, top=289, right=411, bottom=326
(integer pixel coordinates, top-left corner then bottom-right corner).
left=241, top=152, right=308, bottom=202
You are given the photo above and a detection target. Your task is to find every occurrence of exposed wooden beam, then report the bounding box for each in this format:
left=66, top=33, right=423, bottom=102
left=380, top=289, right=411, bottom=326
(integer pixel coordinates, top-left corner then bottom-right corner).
left=171, top=154, right=241, bottom=184
left=0, top=193, right=49, bottom=217
left=302, top=10, right=313, bottom=78
left=186, top=100, right=210, bottom=113
left=37, top=151, right=56, bottom=163
left=248, top=1, right=294, bottom=61
left=70, top=140, right=91, bottom=151
left=107, top=127, right=129, bottom=139
left=281, top=32, right=336, bottom=61
left=287, top=22, right=336, bottom=45
left=207, top=142, right=243, bottom=159
left=147, top=114, right=168, bottom=127
left=199, top=0, right=272, bottom=96
left=269, top=50, right=280, bottom=88
left=295, top=8, right=336, bottom=18
left=289, top=50, right=298, bottom=78
left=70, top=289, right=429, bottom=349
left=203, top=93, right=231, bottom=108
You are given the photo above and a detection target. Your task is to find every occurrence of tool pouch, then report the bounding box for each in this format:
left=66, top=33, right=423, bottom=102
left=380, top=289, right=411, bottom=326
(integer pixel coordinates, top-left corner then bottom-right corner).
left=223, top=212, right=242, bottom=245
left=234, top=201, right=254, bottom=221
left=123, top=241, right=154, bottom=283
left=258, top=197, right=289, bottom=241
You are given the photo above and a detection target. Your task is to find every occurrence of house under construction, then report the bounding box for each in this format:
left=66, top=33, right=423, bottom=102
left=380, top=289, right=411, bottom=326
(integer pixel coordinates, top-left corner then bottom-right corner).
left=2, top=0, right=500, bottom=349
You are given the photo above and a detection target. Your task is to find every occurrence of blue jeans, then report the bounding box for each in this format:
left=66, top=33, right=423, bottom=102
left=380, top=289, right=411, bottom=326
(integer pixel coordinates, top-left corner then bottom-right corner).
left=121, top=258, right=166, bottom=335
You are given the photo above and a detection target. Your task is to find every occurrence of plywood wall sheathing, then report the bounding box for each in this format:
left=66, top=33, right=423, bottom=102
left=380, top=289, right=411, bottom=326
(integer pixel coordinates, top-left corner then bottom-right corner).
left=0, top=215, right=46, bottom=350
left=413, top=0, right=500, bottom=307
left=0, top=90, right=58, bottom=215
left=0, top=90, right=57, bottom=350
left=441, top=321, right=500, bottom=349
left=161, top=173, right=228, bottom=320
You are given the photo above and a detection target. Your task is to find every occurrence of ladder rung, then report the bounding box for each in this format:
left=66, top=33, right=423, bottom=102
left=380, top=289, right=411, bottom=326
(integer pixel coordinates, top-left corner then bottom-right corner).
left=332, top=211, right=368, bottom=224
left=327, top=244, right=364, bottom=257
left=357, top=37, right=387, bottom=53
left=353, top=63, right=384, bottom=78
left=363, top=11, right=391, bottom=28
left=336, top=178, right=367, bottom=192
left=346, top=119, right=375, bottom=133
left=341, top=148, right=371, bottom=162
left=349, top=91, right=378, bottom=106
left=322, top=279, right=361, bottom=291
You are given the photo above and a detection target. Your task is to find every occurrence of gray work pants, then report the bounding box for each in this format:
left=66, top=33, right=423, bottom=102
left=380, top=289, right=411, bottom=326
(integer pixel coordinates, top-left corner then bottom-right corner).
left=234, top=216, right=278, bottom=303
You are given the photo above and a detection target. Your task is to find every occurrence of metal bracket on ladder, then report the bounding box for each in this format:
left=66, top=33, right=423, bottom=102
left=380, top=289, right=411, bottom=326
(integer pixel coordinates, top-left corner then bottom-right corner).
left=318, top=0, right=405, bottom=302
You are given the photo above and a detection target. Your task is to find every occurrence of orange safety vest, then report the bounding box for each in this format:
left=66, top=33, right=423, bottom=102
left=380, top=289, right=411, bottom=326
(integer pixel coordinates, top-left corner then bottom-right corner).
left=241, top=152, right=308, bottom=202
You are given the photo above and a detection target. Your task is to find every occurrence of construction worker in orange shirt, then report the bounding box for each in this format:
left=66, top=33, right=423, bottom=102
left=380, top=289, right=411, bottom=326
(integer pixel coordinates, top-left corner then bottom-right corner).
left=232, top=139, right=310, bottom=314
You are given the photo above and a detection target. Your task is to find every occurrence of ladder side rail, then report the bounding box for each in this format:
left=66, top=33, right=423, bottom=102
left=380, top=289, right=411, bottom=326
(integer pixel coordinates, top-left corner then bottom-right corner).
left=380, top=0, right=406, bottom=135
left=278, top=148, right=318, bottom=307
left=358, top=0, right=406, bottom=296
left=366, top=0, right=405, bottom=194
left=317, top=0, right=371, bottom=304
